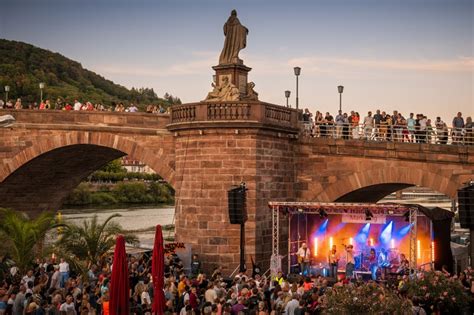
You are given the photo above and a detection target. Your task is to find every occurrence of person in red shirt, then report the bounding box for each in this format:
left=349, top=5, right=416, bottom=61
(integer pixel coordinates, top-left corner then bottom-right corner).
left=102, top=294, right=110, bottom=315
left=189, top=286, right=200, bottom=311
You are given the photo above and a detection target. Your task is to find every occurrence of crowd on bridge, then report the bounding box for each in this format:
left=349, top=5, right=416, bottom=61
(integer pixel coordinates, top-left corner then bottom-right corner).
left=300, top=108, right=473, bottom=145
left=0, top=98, right=169, bottom=114
left=1, top=251, right=473, bottom=315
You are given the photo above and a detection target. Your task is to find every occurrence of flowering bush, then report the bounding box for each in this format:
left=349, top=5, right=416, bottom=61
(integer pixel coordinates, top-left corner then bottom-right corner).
left=324, top=281, right=412, bottom=314
left=405, top=271, right=471, bottom=313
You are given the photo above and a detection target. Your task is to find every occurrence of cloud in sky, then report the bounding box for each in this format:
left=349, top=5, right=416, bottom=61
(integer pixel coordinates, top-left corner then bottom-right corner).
left=94, top=52, right=473, bottom=80
left=287, top=56, right=474, bottom=74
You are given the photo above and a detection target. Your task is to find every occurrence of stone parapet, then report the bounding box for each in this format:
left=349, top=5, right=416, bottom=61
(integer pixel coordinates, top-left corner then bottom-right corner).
left=167, top=101, right=299, bottom=134
left=0, top=109, right=170, bottom=130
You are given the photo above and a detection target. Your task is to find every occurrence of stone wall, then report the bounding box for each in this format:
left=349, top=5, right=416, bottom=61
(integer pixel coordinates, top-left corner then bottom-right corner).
left=173, top=128, right=297, bottom=272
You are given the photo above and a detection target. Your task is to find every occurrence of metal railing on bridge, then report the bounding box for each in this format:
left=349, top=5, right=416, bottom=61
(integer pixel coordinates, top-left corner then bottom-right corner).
left=300, top=123, right=474, bottom=146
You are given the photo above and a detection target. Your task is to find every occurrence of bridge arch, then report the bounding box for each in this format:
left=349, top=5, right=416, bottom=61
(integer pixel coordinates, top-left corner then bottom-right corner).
left=309, top=166, right=461, bottom=203
left=0, top=131, right=175, bottom=214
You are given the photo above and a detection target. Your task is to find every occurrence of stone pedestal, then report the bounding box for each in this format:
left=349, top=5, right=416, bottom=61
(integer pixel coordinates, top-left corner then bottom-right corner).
left=212, top=64, right=252, bottom=98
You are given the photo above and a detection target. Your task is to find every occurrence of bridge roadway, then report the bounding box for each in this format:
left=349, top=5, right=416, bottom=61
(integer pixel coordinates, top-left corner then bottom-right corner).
left=0, top=105, right=473, bottom=272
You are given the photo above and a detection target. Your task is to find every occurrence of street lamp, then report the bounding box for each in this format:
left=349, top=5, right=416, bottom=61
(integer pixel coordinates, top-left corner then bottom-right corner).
left=39, top=82, right=45, bottom=103
left=285, top=90, right=291, bottom=108
left=4, top=85, right=10, bottom=104
left=294, top=67, right=301, bottom=110
left=338, top=85, right=344, bottom=112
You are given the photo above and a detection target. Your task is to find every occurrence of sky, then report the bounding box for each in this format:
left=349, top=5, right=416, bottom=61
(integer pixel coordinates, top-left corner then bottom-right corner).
left=1, top=0, right=473, bottom=121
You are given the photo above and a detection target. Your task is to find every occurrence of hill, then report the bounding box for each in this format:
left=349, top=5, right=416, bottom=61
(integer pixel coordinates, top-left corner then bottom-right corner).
left=0, top=39, right=180, bottom=108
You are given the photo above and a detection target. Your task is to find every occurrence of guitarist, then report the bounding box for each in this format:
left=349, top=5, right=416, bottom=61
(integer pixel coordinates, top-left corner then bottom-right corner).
left=296, top=242, right=311, bottom=276
left=343, top=244, right=355, bottom=280
left=328, top=245, right=339, bottom=279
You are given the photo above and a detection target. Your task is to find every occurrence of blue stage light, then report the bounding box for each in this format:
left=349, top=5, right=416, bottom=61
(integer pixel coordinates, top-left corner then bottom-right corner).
left=314, top=219, right=329, bottom=237
left=380, top=221, right=393, bottom=244
left=355, top=223, right=371, bottom=244
left=396, top=223, right=413, bottom=238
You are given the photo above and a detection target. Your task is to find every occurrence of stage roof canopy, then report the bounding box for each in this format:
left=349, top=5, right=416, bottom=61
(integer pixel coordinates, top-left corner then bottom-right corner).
left=268, top=202, right=454, bottom=220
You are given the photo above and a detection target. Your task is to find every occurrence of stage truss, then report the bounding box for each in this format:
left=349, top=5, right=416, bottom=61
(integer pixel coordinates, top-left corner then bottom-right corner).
left=269, top=202, right=423, bottom=277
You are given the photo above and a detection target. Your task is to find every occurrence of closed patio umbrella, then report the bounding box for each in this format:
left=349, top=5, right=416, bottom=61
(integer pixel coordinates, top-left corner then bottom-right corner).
left=152, top=225, right=165, bottom=315
left=110, top=235, right=129, bottom=315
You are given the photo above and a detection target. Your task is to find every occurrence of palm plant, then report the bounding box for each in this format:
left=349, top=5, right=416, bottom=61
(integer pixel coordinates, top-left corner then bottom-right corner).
left=0, top=208, right=58, bottom=272
left=56, top=213, right=138, bottom=270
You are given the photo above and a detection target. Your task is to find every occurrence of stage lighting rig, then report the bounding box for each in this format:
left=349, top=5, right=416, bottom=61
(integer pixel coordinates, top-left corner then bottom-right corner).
left=365, top=208, right=373, bottom=221
left=403, top=210, right=410, bottom=222
left=319, top=209, right=328, bottom=218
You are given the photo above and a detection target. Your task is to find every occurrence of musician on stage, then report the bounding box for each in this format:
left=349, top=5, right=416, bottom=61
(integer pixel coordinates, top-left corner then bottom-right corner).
left=378, top=247, right=389, bottom=279
left=344, top=244, right=355, bottom=279
left=397, top=253, right=409, bottom=275
left=328, top=245, right=339, bottom=279
left=368, top=248, right=378, bottom=280
left=297, top=242, right=311, bottom=276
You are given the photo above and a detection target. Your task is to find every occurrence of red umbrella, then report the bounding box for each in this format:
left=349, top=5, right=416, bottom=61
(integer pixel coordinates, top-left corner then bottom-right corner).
left=110, top=235, right=130, bottom=315
left=152, top=225, right=165, bottom=315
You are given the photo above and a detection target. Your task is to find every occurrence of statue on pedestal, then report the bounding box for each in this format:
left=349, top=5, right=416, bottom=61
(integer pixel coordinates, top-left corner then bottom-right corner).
left=219, top=10, right=248, bottom=65
left=205, top=76, right=240, bottom=102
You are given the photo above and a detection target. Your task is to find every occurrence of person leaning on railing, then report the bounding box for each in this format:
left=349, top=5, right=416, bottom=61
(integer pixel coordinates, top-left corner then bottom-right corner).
left=465, top=116, right=473, bottom=145
left=452, top=112, right=465, bottom=144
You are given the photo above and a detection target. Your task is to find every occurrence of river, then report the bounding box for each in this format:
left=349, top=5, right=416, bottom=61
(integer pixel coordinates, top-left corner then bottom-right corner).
left=60, top=205, right=175, bottom=249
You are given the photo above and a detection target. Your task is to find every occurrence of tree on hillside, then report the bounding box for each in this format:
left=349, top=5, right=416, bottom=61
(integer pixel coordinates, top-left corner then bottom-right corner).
left=55, top=214, right=138, bottom=272
left=0, top=39, right=177, bottom=107
left=0, top=209, right=58, bottom=272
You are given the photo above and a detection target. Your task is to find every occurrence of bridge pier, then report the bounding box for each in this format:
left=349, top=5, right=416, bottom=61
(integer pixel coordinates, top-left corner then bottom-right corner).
left=169, top=101, right=299, bottom=272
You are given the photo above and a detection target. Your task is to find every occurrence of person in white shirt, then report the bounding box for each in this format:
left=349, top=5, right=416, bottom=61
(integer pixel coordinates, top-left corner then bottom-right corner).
left=345, top=244, right=355, bottom=279
left=129, top=104, right=138, bottom=112
left=50, top=265, right=60, bottom=289
left=284, top=294, right=300, bottom=315
left=204, top=283, right=217, bottom=303
left=59, top=295, right=77, bottom=314
left=296, top=243, right=311, bottom=276
left=363, top=111, right=374, bottom=140
left=59, top=258, right=70, bottom=288
left=73, top=100, right=82, bottom=111
left=22, top=270, right=35, bottom=289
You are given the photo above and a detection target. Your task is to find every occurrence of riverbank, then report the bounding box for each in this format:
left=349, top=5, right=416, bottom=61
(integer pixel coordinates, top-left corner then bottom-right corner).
left=60, top=205, right=175, bottom=247
left=63, top=181, right=174, bottom=206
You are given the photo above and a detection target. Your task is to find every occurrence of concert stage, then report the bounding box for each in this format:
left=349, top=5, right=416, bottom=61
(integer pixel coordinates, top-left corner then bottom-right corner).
left=269, top=202, right=454, bottom=277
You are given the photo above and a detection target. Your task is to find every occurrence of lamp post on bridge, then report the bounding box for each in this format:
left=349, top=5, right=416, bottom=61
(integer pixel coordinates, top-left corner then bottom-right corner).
left=39, top=82, right=45, bottom=103
left=4, top=86, right=10, bottom=104
left=285, top=90, right=291, bottom=108
left=293, top=67, right=301, bottom=111
left=338, top=85, right=344, bottom=112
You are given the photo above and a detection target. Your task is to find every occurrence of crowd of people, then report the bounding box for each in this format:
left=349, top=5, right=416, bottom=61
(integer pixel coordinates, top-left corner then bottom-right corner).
left=1, top=98, right=472, bottom=145
left=0, top=98, right=169, bottom=114
left=0, top=250, right=473, bottom=315
left=301, top=109, right=474, bottom=145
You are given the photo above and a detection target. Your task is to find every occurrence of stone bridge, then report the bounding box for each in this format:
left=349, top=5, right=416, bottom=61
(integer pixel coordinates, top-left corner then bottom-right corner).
left=1, top=104, right=473, bottom=271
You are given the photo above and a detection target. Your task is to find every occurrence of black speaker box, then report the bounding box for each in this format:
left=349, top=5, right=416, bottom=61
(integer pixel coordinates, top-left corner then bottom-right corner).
left=458, top=185, right=474, bottom=229
left=228, top=186, right=247, bottom=224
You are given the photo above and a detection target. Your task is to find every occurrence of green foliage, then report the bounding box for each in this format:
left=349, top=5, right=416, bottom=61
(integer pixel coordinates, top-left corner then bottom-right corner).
left=90, top=192, right=118, bottom=205
left=113, top=182, right=153, bottom=203
left=89, top=171, right=163, bottom=182
left=99, top=159, right=125, bottom=173
left=0, top=209, right=58, bottom=272
left=56, top=214, right=138, bottom=270
left=63, top=182, right=174, bottom=206
left=148, top=182, right=175, bottom=203
left=0, top=39, right=180, bottom=108
left=324, top=282, right=413, bottom=314
left=65, top=182, right=92, bottom=205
